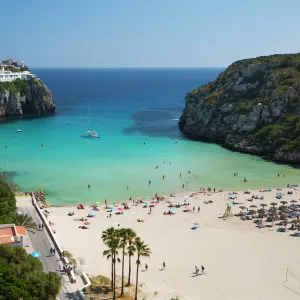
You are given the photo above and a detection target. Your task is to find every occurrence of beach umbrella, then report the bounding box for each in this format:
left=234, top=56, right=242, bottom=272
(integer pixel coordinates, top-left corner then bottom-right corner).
left=31, top=252, right=41, bottom=258
left=280, top=201, right=288, bottom=206
left=89, top=211, right=95, bottom=215
left=260, top=203, right=267, bottom=209
left=169, top=207, right=176, bottom=211
left=248, top=209, right=257, bottom=215
left=290, top=200, right=298, bottom=204
left=270, top=202, right=278, bottom=208
left=162, top=195, right=167, bottom=198
left=84, top=221, right=90, bottom=225
left=95, top=202, right=100, bottom=204
left=118, top=207, right=123, bottom=211
left=107, top=205, right=113, bottom=208
left=239, top=206, right=246, bottom=212
left=268, top=188, right=272, bottom=191
left=250, top=205, right=257, bottom=209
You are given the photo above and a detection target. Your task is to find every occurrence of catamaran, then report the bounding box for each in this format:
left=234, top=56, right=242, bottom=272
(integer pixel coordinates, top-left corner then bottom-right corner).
left=87, top=107, right=98, bottom=137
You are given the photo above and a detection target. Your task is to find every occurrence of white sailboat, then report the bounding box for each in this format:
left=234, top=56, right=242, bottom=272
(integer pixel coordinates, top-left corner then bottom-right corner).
left=87, top=107, right=98, bottom=137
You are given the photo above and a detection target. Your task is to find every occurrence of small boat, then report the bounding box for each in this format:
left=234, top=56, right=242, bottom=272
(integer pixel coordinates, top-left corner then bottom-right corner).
left=18, top=129, right=22, bottom=132
left=87, top=130, right=98, bottom=137
left=87, top=107, right=98, bottom=137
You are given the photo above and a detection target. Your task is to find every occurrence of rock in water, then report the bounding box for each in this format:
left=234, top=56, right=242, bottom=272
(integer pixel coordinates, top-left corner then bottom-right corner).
left=179, top=53, right=300, bottom=164
left=0, top=78, right=55, bottom=116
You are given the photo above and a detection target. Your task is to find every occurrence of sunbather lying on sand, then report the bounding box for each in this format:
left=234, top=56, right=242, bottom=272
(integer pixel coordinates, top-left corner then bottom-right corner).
left=203, top=200, right=213, bottom=204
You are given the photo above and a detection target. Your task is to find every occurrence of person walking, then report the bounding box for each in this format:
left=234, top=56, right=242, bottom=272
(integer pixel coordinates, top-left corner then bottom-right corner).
left=201, top=265, right=205, bottom=275
left=50, top=248, right=53, bottom=256
left=145, top=263, right=148, bottom=271
left=149, top=207, right=152, bottom=214
left=53, top=248, right=56, bottom=256
left=162, top=261, right=166, bottom=270
left=193, top=206, right=195, bottom=213
left=198, top=206, right=200, bottom=213
left=195, top=266, right=199, bottom=275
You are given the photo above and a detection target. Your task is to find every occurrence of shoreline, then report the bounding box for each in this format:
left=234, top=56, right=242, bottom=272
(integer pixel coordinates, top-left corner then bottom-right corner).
left=32, top=181, right=295, bottom=207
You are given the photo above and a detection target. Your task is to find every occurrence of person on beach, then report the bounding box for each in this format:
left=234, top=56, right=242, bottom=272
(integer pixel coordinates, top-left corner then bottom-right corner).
left=162, top=261, right=166, bottom=269
left=198, top=206, right=200, bottom=213
left=201, top=265, right=205, bottom=275
left=145, top=263, right=148, bottom=271
left=193, top=206, right=195, bottom=213
left=195, top=266, right=199, bottom=275
left=149, top=207, right=152, bottom=214
left=50, top=248, right=53, bottom=256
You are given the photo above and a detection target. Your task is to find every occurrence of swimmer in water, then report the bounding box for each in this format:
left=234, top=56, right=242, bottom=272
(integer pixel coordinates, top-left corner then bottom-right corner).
left=148, top=180, right=151, bottom=185
left=180, top=173, right=181, bottom=178
left=182, top=184, right=185, bottom=188
left=126, top=185, right=129, bottom=190
left=163, top=175, right=165, bottom=179
left=88, top=184, right=91, bottom=189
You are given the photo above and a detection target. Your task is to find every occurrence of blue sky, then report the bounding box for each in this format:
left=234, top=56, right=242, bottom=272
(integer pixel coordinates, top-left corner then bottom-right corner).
left=1, top=0, right=300, bottom=67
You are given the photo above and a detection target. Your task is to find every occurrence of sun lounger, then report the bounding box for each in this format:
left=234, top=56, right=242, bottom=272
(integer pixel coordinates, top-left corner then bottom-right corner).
left=277, top=228, right=286, bottom=232
left=191, top=226, right=199, bottom=230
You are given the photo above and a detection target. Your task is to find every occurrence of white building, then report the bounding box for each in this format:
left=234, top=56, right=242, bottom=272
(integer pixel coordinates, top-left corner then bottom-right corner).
left=0, top=67, right=35, bottom=82
left=16, top=60, right=24, bottom=67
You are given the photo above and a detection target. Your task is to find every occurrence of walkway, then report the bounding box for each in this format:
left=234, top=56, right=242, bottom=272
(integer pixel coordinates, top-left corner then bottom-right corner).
left=17, top=196, right=82, bottom=300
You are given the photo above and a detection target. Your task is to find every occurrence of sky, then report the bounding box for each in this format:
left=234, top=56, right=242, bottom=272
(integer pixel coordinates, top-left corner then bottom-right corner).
left=1, top=0, right=300, bottom=68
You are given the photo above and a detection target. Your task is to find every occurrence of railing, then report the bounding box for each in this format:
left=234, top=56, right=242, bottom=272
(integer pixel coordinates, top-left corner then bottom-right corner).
left=31, top=191, right=77, bottom=283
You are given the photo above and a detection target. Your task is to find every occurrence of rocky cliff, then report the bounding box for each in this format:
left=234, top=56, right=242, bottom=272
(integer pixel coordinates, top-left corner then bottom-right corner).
left=179, top=53, right=300, bottom=164
left=0, top=78, right=55, bottom=116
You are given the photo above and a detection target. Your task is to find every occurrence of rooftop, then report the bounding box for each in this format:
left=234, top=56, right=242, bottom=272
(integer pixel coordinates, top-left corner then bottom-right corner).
left=0, top=224, right=27, bottom=245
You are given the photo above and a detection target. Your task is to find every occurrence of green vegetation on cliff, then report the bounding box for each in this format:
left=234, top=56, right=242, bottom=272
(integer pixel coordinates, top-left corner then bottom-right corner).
left=0, top=79, right=31, bottom=94
left=180, top=53, right=300, bottom=163
left=0, top=177, right=16, bottom=224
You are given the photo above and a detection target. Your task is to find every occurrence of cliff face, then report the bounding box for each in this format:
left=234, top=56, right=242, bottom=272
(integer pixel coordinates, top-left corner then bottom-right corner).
left=179, top=53, right=300, bottom=164
left=0, top=78, right=55, bottom=116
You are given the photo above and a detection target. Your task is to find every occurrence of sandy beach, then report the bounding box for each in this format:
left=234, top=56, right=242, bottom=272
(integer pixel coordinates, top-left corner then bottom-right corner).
left=33, top=186, right=300, bottom=300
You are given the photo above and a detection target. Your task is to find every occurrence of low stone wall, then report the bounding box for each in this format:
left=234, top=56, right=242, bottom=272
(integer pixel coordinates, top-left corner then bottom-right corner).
left=76, top=272, right=91, bottom=300
left=31, top=192, right=77, bottom=283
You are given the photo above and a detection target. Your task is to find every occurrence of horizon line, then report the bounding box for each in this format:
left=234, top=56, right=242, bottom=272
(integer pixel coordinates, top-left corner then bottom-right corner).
left=30, top=66, right=225, bottom=69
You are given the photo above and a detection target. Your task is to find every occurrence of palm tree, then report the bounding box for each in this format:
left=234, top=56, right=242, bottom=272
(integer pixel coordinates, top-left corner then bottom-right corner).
left=111, top=236, right=120, bottom=300
left=118, top=228, right=135, bottom=296
left=126, top=229, right=137, bottom=286
left=134, top=238, right=151, bottom=300
left=14, top=213, right=37, bottom=233
left=102, top=227, right=119, bottom=292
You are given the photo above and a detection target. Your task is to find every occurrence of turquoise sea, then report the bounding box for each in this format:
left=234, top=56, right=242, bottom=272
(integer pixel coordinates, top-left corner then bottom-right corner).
left=0, top=68, right=299, bottom=205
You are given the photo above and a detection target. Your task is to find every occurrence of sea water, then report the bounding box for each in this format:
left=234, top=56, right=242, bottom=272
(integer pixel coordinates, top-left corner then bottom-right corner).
left=0, top=68, right=299, bottom=205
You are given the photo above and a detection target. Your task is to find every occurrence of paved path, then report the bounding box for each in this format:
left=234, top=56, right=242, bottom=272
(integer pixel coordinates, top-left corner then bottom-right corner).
left=18, top=198, right=81, bottom=300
